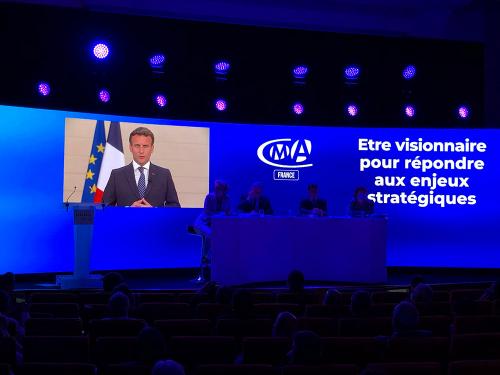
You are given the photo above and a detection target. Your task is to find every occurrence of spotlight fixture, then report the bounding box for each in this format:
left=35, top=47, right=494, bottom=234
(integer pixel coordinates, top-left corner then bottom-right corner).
left=458, top=105, right=470, bottom=119
left=404, top=104, right=416, bottom=118
left=214, top=60, right=231, bottom=75
left=292, top=103, right=304, bottom=115
left=215, top=98, right=227, bottom=111
left=155, top=94, right=167, bottom=108
left=402, top=65, right=416, bottom=80
left=292, top=65, right=308, bottom=79
left=98, top=89, right=111, bottom=103
left=344, top=65, right=360, bottom=80
left=37, top=81, right=51, bottom=96
left=346, top=104, right=359, bottom=117
left=93, top=43, right=110, bottom=60
left=149, top=54, right=166, bottom=69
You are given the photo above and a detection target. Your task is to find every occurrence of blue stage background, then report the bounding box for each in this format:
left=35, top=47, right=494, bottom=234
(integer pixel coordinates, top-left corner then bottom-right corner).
left=1, top=104, right=499, bottom=273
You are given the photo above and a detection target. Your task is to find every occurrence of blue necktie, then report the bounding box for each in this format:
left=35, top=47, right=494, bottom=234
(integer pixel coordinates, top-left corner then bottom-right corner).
left=138, top=167, right=146, bottom=198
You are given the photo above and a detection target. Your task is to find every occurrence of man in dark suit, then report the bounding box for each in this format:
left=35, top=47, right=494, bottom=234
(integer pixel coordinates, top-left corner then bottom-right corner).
left=237, top=182, right=273, bottom=215
left=103, top=127, right=180, bottom=207
left=299, top=183, right=327, bottom=216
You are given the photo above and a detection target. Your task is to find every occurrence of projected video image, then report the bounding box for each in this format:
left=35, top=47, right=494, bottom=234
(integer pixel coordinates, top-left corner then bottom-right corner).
left=64, top=118, right=209, bottom=208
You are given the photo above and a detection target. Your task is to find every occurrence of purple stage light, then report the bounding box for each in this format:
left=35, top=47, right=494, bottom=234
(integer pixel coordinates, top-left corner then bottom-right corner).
left=458, top=106, right=470, bottom=119
left=346, top=104, right=358, bottom=117
left=403, top=65, right=416, bottom=80
left=345, top=65, right=360, bottom=79
left=293, top=103, right=304, bottom=115
left=98, top=89, right=111, bottom=103
left=155, top=95, right=167, bottom=108
left=215, top=99, right=227, bottom=111
left=93, top=43, right=109, bottom=59
left=149, top=54, right=166, bottom=68
left=405, top=105, right=416, bottom=118
left=214, top=61, right=231, bottom=75
left=293, top=65, right=308, bottom=79
left=37, top=82, right=51, bottom=96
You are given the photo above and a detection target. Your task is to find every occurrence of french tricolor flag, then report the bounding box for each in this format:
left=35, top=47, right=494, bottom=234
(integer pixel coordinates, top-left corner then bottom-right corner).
left=94, top=121, right=125, bottom=203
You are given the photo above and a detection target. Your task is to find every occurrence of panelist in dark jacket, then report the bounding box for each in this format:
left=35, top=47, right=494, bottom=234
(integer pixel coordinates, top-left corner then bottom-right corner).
left=237, top=182, right=273, bottom=215
left=299, top=184, right=327, bottom=217
left=103, top=127, right=180, bottom=207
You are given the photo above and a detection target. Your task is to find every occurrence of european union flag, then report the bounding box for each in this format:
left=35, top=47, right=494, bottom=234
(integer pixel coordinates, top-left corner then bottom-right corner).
left=82, top=120, right=106, bottom=202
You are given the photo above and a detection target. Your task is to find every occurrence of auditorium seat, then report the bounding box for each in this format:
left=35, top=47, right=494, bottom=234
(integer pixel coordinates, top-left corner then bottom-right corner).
left=338, top=317, right=392, bottom=337
left=177, top=293, right=199, bottom=304
left=30, top=293, right=78, bottom=304
left=383, top=336, right=449, bottom=362
left=24, top=336, right=90, bottom=363
left=251, top=292, right=276, bottom=304
left=416, top=301, right=451, bottom=316
left=0, top=337, right=16, bottom=366
left=169, top=336, right=238, bottom=365
left=253, top=303, right=302, bottom=318
left=453, top=315, right=500, bottom=334
left=448, top=360, right=500, bottom=375
left=137, top=302, right=191, bottom=322
left=94, top=337, right=139, bottom=366
left=419, top=315, right=452, bottom=336
left=452, top=301, right=493, bottom=316
left=215, top=319, right=273, bottom=337
left=369, top=303, right=397, bottom=317
left=18, top=362, right=96, bottom=375
left=89, top=319, right=147, bottom=340
left=25, top=318, right=83, bottom=336
left=432, top=291, right=450, bottom=302
left=321, top=337, right=383, bottom=365
left=79, top=293, right=111, bottom=305
left=100, top=364, right=149, bottom=375
left=364, top=362, right=442, bottom=375
left=450, top=289, right=484, bottom=303
left=133, top=292, right=176, bottom=304
left=304, top=304, right=348, bottom=317
left=275, top=292, right=321, bottom=305
left=282, top=364, right=359, bottom=375
left=196, top=303, right=231, bottom=320
left=371, top=291, right=408, bottom=304
left=196, top=364, right=280, bottom=375
left=29, top=303, right=80, bottom=318
left=450, top=333, right=500, bottom=360
left=297, top=317, right=338, bottom=336
left=154, top=319, right=213, bottom=337
left=241, top=337, right=291, bottom=365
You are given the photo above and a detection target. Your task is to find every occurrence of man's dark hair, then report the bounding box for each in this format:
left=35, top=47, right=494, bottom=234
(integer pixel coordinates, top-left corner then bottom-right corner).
left=307, top=184, right=318, bottom=190
left=103, top=272, right=124, bottom=293
left=129, top=127, right=155, bottom=145
left=287, top=270, right=305, bottom=294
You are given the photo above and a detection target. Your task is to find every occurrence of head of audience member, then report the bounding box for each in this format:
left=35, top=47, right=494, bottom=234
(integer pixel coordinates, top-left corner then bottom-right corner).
left=152, top=359, right=186, bottom=375
left=108, top=292, right=130, bottom=319
left=214, top=180, right=229, bottom=199
left=350, top=290, right=371, bottom=317
left=137, top=327, right=167, bottom=366
left=273, top=311, right=298, bottom=338
left=409, top=275, right=425, bottom=293
left=323, top=288, right=343, bottom=306
left=287, top=270, right=305, bottom=294
left=0, top=272, right=15, bottom=292
left=248, top=182, right=263, bottom=199
left=0, top=291, right=13, bottom=315
left=231, top=289, right=254, bottom=318
left=287, top=330, right=322, bottom=365
left=307, top=184, right=319, bottom=201
left=410, top=283, right=433, bottom=305
left=216, top=286, right=234, bottom=305
left=481, top=280, right=500, bottom=301
left=103, top=272, right=125, bottom=294
left=392, top=301, right=420, bottom=336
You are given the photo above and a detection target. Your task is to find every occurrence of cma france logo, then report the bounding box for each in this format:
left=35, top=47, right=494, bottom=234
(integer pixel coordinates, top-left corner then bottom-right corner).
left=257, top=138, right=313, bottom=168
